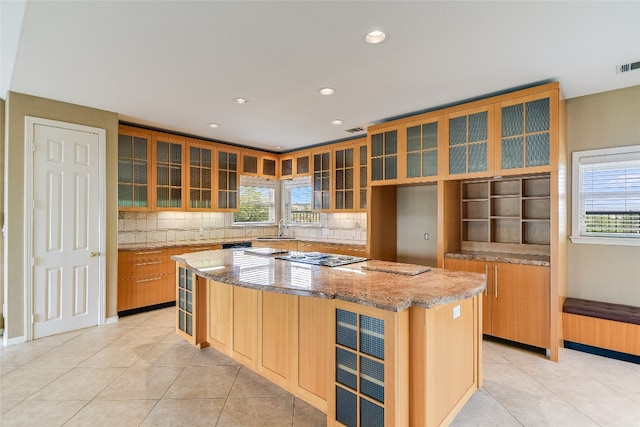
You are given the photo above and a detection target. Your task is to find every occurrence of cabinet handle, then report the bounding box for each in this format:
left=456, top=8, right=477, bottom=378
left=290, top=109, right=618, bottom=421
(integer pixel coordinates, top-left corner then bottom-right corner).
left=135, top=250, right=162, bottom=255
left=135, top=261, right=163, bottom=266
left=135, top=277, right=162, bottom=283
left=494, top=265, right=498, bottom=299
left=485, top=264, right=488, bottom=297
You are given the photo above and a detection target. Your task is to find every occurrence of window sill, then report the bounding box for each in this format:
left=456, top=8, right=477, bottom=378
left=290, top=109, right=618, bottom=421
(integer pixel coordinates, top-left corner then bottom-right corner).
left=569, top=235, right=640, bottom=247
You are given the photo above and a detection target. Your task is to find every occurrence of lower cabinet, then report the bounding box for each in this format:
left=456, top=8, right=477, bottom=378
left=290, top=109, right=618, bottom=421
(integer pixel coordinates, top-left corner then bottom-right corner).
left=445, top=258, right=550, bottom=348
left=118, top=248, right=176, bottom=312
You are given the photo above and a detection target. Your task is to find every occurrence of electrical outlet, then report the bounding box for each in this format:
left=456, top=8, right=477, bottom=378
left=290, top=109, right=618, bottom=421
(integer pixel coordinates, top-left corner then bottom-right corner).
left=453, top=305, right=461, bottom=319
left=198, top=227, right=204, bottom=236
left=423, top=233, right=429, bottom=240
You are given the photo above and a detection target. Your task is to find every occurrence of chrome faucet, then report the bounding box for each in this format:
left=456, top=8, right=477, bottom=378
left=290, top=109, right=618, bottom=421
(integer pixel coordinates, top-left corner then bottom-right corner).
left=278, top=218, right=287, bottom=237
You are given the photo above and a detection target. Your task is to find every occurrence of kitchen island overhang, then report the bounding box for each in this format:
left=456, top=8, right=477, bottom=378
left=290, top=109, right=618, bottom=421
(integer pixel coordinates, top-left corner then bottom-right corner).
left=173, top=249, right=486, bottom=426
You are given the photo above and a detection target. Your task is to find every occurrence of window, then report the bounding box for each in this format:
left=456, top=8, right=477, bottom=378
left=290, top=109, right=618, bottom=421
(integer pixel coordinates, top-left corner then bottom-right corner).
left=571, top=145, right=640, bottom=246
left=283, top=177, right=320, bottom=225
left=233, top=177, right=277, bottom=224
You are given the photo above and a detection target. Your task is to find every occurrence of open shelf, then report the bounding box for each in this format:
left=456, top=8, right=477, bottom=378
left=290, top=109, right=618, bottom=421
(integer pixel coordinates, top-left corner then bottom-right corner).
left=461, top=174, right=550, bottom=252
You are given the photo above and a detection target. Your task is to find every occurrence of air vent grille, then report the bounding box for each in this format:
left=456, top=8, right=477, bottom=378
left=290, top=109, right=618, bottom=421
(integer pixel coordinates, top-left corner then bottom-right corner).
left=345, top=127, right=365, bottom=134
left=616, top=61, right=640, bottom=74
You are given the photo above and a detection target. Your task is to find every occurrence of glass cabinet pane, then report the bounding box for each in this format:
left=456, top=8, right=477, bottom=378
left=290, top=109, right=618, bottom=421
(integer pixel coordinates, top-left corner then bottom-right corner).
left=156, top=140, right=182, bottom=209
left=371, top=130, right=398, bottom=181
left=501, top=97, right=550, bottom=170
left=118, top=133, right=149, bottom=208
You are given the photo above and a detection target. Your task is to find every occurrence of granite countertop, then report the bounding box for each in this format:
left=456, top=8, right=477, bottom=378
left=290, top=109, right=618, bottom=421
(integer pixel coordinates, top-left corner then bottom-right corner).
left=445, top=251, right=551, bottom=267
left=119, top=238, right=365, bottom=251
left=173, top=249, right=486, bottom=312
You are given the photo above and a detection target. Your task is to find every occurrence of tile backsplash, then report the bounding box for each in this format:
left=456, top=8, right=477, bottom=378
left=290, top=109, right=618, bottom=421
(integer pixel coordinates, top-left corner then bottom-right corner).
left=118, top=211, right=367, bottom=246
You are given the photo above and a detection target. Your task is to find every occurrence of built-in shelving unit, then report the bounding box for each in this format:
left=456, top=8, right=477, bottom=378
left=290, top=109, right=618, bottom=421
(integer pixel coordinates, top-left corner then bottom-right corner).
left=461, top=174, right=550, bottom=254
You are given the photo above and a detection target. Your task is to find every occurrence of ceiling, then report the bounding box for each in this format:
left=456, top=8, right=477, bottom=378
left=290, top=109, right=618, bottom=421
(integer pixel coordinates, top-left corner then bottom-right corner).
left=2, top=1, right=639, bottom=152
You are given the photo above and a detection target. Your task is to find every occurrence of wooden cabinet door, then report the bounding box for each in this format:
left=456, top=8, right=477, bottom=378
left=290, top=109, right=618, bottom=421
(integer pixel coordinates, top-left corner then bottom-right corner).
left=445, top=105, right=494, bottom=179
left=495, top=90, right=557, bottom=175
left=404, top=117, right=442, bottom=183
left=445, top=258, right=493, bottom=335
left=216, top=149, right=239, bottom=211
left=154, top=136, right=185, bottom=210
left=370, top=126, right=401, bottom=184
left=312, top=150, right=332, bottom=211
left=490, top=262, right=519, bottom=342
left=118, top=126, right=152, bottom=211
left=260, top=292, right=295, bottom=384
left=298, top=297, right=330, bottom=403
left=233, top=286, right=258, bottom=366
left=334, top=145, right=355, bottom=211
left=207, top=280, right=233, bottom=355
left=186, top=144, right=213, bottom=210
left=515, top=265, right=550, bottom=348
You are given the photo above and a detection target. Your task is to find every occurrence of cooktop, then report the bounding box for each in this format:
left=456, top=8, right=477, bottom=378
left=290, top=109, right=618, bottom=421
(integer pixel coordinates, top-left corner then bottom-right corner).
left=275, top=252, right=368, bottom=268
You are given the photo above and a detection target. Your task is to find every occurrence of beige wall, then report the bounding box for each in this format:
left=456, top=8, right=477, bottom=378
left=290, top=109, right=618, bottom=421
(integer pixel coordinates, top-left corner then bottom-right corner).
left=4, top=92, right=118, bottom=340
left=566, top=85, right=640, bottom=306
left=397, top=184, right=438, bottom=266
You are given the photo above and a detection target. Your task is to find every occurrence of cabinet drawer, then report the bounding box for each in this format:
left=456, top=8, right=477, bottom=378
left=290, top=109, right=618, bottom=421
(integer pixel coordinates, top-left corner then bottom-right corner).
left=119, top=248, right=175, bottom=278
left=118, top=274, right=175, bottom=311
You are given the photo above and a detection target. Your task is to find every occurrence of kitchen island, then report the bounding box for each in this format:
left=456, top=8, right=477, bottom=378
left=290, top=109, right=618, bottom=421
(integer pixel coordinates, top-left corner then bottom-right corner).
left=173, top=248, right=486, bottom=427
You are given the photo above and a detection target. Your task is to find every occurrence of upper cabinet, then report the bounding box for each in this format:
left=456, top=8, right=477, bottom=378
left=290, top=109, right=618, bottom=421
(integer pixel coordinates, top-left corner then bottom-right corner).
left=242, top=151, right=279, bottom=179
left=404, top=116, right=442, bottom=183
left=370, top=127, right=399, bottom=184
left=445, top=105, right=494, bottom=179
left=334, top=143, right=355, bottom=211
left=281, top=152, right=311, bottom=180
left=118, top=126, right=152, bottom=210
left=495, top=90, right=557, bottom=175
left=312, top=149, right=332, bottom=211
left=187, top=143, right=214, bottom=210
left=154, top=135, right=185, bottom=210
left=358, top=142, right=368, bottom=211
left=217, top=148, right=239, bottom=211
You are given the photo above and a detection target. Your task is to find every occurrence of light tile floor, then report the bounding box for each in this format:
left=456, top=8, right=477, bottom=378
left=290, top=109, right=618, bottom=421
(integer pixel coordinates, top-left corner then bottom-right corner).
left=0, top=307, right=638, bottom=426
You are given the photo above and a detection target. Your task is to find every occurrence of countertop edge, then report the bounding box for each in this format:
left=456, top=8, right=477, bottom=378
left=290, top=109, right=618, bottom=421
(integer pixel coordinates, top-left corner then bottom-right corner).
left=445, top=251, right=551, bottom=267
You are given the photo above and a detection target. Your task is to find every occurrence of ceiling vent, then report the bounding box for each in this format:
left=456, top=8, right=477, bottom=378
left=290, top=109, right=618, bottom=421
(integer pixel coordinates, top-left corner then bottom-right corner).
left=616, top=61, right=640, bottom=74
left=345, top=127, right=365, bottom=134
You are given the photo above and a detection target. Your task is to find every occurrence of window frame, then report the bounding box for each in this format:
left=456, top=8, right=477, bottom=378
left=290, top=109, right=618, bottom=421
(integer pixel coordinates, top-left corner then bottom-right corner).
left=282, top=176, right=320, bottom=226
left=232, top=176, right=279, bottom=226
left=570, top=145, right=640, bottom=246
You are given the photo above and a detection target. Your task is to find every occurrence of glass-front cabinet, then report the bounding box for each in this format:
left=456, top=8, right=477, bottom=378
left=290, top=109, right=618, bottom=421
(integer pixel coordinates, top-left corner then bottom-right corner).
left=370, top=127, right=399, bottom=184
left=312, top=150, right=331, bottom=211
left=187, top=144, right=213, bottom=210
left=217, top=149, right=239, bottom=211
left=496, top=90, right=556, bottom=175
left=358, top=143, right=368, bottom=211
left=446, top=106, right=493, bottom=178
left=155, top=136, right=184, bottom=210
left=334, top=145, right=355, bottom=210
left=405, top=117, right=441, bottom=182
left=118, top=126, right=152, bottom=210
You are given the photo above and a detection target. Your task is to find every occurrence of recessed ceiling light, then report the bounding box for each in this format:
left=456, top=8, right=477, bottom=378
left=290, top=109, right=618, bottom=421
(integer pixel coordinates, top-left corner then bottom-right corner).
left=318, top=87, right=335, bottom=96
left=233, top=97, right=248, bottom=104
left=274, top=146, right=281, bottom=150
left=208, top=123, right=220, bottom=128
left=365, top=30, right=388, bottom=44
left=331, top=119, right=344, bottom=125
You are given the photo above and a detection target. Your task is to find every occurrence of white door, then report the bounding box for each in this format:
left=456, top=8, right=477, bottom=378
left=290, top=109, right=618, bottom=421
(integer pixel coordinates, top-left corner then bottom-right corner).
left=27, top=118, right=105, bottom=339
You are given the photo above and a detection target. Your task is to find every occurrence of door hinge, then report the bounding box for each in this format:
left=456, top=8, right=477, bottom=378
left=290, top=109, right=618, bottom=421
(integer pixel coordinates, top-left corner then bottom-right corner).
left=32, top=143, right=37, bottom=152
left=31, top=314, right=35, bottom=324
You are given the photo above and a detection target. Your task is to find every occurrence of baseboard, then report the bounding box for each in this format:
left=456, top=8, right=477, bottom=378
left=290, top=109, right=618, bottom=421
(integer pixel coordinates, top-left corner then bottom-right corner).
left=118, top=301, right=176, bottom=317
left=564, top=340, right=640, bottom=365
left=3, top=334, right=26, bottom=347
left=105, top=316, right=119, bottom=325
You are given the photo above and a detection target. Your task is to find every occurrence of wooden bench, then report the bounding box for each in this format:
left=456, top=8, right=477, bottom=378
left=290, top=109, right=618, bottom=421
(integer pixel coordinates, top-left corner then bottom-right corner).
left=563, top=298, right=640, bottom=358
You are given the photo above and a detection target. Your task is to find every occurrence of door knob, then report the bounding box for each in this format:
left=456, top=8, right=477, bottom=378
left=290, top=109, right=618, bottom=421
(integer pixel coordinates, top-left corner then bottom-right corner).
left=90, top=251, right=100, bottom=257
